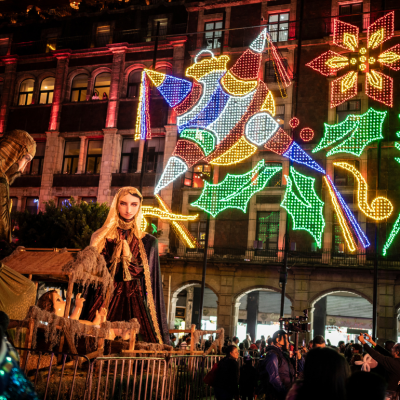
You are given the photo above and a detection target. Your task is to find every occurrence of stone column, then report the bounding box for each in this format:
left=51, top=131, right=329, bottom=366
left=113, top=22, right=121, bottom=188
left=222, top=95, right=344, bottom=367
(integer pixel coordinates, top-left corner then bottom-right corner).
left=97, top=128, right=121, bottom=205
left=313, top=296, right=327, bottom=337
left=105, top=45, right=126, bottom=128
left=169, top=296, right=179, bottom=329
left=377, top=281, right=396, bottom=344
left=39, top=131, right=65, bottom=210
left=48, top=52, right=70, bottom=132
left=136, top=138, right=145, bottom=173
left=0, top=56, right=18, bottom=133
left=246, top=291, right=259, bottom=342
left=231, top=302, right=241, bottom=338
left=185, top=287, right=194, bottom=328
left=217, top=268, right=235, bottom=334
left=223, top=7, right=231, bottom=47
left=76, top=136, right=88, bottom=174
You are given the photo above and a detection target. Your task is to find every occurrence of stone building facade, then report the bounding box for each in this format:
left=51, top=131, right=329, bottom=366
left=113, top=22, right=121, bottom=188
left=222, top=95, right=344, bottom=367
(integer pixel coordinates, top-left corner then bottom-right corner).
left=1, top=0, right=400, bottom=340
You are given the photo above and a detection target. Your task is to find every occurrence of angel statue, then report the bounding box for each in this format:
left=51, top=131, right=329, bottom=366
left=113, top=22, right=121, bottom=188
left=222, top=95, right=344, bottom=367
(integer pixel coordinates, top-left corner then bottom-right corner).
left=85, top=186, right=169, bottom=344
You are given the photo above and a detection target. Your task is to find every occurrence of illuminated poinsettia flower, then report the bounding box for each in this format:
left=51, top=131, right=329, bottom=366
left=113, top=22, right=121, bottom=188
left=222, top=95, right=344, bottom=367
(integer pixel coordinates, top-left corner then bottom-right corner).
left=307, top=12, right=395, bottom=108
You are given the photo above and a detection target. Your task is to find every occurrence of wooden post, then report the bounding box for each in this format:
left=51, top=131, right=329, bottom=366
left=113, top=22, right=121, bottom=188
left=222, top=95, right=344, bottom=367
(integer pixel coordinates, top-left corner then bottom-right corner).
left=190, top=324, right=196, bottom=356
left=64, top=277, right=74, bottom=318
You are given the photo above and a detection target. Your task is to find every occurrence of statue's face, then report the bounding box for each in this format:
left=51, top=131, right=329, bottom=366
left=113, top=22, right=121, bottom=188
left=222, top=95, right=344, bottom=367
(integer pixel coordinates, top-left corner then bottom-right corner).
left=17, top=154, right=33, bottom=173
left=118, top=193, right=140, bottom=220
left=51, top=291, right=66, bottom=317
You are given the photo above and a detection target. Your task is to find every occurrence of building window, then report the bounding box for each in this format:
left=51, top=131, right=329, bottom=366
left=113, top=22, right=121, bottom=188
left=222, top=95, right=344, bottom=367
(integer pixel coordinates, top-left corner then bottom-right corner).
left=184, top=165, right=212, bottom=188
left=26, top=197, right=39, bottom=214
left=23, top=142, right=45, bottom=175
left=336, top=99, right=361, bottom=122
left=62, top=141, right=80, bottom=174
left=275, top=105, right=285, bottom=126
left=96, top=25, right=111, bottom=47
left=127, top=70, right=142, bottom=98
left=10, top=197, right=18, bottom=213
left=86, top=140, right=103, bottom=174
left=334, top=160, right=359, bottom=186
left=58, top=197, right=71, bottom=208
left=268, top=12, right=290, bottom=42
left=93, top=73, right=111, bottom=100
left=46, top=35, right=57, bottom=53
left=39, top=77, right=55, bottom=104
left=0, top=38, right=9, bottom=56
left=255, top=211, right=280, bottom=252
left=153, top=19, right=168, bottom=38
left=188, top=212, right=207, bottom=248
left=120, top=138, right=139, bottom=173
left=71, top=74, right=88, bottom=102
left=205, top=21, right=223, bottom=50
left=265, top=162, right=282, bottom=187
left=81, top=197, right=96, bottom=204
left=145, top=138, right=164, bottom=173
left=265, top=59, right=289, bottom=83
left=339, top=3, right=363, bottom=30
left=18, top=79, right=34, bottom=106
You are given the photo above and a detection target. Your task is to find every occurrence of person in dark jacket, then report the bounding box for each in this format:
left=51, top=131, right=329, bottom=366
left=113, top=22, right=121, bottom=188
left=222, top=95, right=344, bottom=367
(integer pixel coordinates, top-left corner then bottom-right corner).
left=214, top=344, right=240, bottom=400
left=358, top=333, right=400, bottom=393
left=257, top=330, right=304, bottom=400
left=239, top=355, right=258, bottom=400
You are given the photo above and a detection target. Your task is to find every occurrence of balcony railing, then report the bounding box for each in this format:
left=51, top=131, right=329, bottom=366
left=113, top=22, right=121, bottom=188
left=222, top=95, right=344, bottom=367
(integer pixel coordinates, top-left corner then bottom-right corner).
left=166, top=247, right=400, bottom=269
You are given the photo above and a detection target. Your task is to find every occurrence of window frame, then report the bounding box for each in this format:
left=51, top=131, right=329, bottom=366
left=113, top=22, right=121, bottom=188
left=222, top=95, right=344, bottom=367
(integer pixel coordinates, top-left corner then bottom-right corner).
left=268, top=12, right=290, bottom=43
left=120, top=146, right=139, bottom=173
left=18, top=78, right=35, bottom=106
left=127, top=70, right=142, bottom=98
left=85, top=140, right=103, bottom=174
left=255, top=211, right=280, bottom=254
left=339, top=3, right=363, bottom=15
left=336, top=99, right=361, bottom=123
left=25, top=197, right=39, bottom=214
left=62, top=141, right=80, bottom=175
left=23, top=142, right=45, bottom=176
left=204, top=20, right=223, bottom=50
left=188, top=211, right=207, bottom=249
left=70, top=74, right=88, bottom=102
left=39, top=77, right=55, bottom=105
left=93, top=73, right=111, bottom=99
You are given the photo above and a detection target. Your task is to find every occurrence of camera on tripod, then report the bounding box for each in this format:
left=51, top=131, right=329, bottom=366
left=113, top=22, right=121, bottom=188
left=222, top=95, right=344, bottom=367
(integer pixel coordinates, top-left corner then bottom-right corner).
left=279, top=309, right=311, bottom=334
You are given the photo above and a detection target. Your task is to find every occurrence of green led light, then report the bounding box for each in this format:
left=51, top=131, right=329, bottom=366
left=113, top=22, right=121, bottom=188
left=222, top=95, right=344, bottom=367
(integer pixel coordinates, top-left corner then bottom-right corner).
left=180, top=128, right=216, bottom=156
left=313, top=108, right=387, bottom=157
left=191, top=160, right=282, bottom=217
left=383, top=213, right=400, bottom=256
left=281, top=167, right=325, bottom=248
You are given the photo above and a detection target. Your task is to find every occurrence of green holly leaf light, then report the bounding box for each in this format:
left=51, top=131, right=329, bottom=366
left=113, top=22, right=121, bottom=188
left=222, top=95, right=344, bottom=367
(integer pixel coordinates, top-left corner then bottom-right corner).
left=191, top=160, right=282, bottom=217
left=281, top=167, right=325, bottom=248
left=313, top=108, right=387, bottom=157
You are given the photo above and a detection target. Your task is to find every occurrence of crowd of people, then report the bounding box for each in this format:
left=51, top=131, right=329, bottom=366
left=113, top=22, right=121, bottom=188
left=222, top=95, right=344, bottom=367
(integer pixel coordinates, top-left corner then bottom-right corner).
left=209, top=330, right=400, bottom=400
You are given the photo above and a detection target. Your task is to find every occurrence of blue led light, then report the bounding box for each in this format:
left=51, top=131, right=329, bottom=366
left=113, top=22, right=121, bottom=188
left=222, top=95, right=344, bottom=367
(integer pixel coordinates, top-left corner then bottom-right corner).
left=157, top=75, right=193, bottom=108
left=283, top=142, right=326, bottom=174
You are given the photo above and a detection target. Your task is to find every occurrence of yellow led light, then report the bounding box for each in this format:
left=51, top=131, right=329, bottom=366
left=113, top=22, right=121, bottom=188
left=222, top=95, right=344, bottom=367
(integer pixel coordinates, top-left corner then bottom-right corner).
left=155, top=194, right=198, bottom=248
left=324, top=176, right=357, bottom=252
left=367, top=70, right=383, bottom=89
left=334, top=162, right=393, bottom=221
left=142, top=206, right=198, bottom=222
left=186, top=55, right=229, bottom=82
left=325, top=56, right=349, bottom=69
left=341, top=71, right=357, bottom=92
left=360, top=56, right=366, bottom=63
left=261, top=91, right=276, bottom=116
left=343, top=33, right=358, bottom=51
left=221, top=70, right=258, bottom=96
left=368, top=28, right=384, bottom=49
left=144, top=69, right=165, bottom=87
left=378, top=51, right=400, bottom=64
left=368, top=57, right=376, bottom=64
left=359, top=64, right=366, bottom=71
left=210, top=136, right=257, bottom=166
left=350, top=58, right=357, bottom=65
left=360, top=47, right=367, bottom=55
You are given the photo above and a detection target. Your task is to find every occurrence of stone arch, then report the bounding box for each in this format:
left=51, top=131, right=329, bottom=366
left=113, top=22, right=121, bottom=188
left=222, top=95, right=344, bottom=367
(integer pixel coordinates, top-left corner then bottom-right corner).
left=88, top=67, right=112, bottom=98
left=36, top=72, right=56, bottom=105
left=155, top=61, right=173, bottom=71
left=232, top=285, right=294, bottom=339
left=13, top=73, right=36, bottom=106
left=308, top=287, right=373, bottom=341
left=65, top=68, right=91, bottom=102
left=121, top=63, right=147, bottom=99
left=169, top=280, right=219, bottom=329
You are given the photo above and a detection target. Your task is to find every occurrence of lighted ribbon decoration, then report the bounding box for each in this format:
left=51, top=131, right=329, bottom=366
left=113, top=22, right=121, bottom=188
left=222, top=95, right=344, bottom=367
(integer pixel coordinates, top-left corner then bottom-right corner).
left=334, top=162, right=393, bottom=221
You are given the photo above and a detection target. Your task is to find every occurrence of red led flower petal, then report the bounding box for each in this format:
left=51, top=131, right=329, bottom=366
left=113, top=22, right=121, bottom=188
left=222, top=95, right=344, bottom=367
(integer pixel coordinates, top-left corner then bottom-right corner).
left=333, top=19, right=359, bottom=51
left=330, top=71, right=358, bottom=108
left=368, top=11, right=394, bottom=50
left=306, top=50, right=349, bottom=77
left=365, top=70, right=393, bottom=108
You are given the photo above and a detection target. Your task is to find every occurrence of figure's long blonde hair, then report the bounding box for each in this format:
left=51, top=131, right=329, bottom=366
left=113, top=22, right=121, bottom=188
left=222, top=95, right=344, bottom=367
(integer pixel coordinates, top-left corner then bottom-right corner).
left=90, top=187, right=163, bottom=344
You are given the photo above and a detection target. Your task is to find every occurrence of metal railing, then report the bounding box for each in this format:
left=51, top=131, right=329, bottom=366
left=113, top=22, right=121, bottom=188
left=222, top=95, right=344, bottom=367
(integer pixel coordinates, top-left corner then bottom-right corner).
left=169, top=247, right=400, bottom=269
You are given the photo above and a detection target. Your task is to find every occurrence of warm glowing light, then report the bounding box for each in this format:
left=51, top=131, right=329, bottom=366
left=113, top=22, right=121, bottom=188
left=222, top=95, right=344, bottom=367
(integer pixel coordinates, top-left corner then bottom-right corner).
left=260, top=91, right=276, bottom=116
left=210, top=137, right=257, bottom=166
left=359, top=64, right=366, bottom=71
left=365, top=70, right=393, bottom=107
left=300, top=127, right=314, bottom=142
left=334, top=162, right=393, bottom=221
left=306, top=50, right=349, bottom=77
left=281, top=167, right=325, bottom=248
left=367, top=12, right=394, bottom=49
left=368, top=57, right=376, bottom=64
left=324, top=176, right=357, bottom=252
left=378, top=45, right=400, bottom=70
left=350, top=58, right=357, bottom=65
left=289, top=117, right=300, bottom=129
left=359, top=47, right=367, bottom=55
left=221, top=70, right=258, bottom=96
left=359, top=56, right=366, bottom=63
left=331, top=71, right=358, bottom=108
left=186, top=53, right=229, bottom=81
left=135, top=71, right=151, bottom=140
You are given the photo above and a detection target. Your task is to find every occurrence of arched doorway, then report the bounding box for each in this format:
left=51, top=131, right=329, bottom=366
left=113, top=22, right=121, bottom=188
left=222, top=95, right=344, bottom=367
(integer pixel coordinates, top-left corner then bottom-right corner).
left=311, top=290, right=372, bottom=345
left=233, top=288, right=292, bottom=342
left=169, top=283, right=218, bottom=332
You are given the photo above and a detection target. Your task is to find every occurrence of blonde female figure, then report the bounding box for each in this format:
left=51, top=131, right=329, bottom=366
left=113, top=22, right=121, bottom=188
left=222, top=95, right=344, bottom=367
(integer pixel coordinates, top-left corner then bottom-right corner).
left=86, top=187, right=169, bottom=344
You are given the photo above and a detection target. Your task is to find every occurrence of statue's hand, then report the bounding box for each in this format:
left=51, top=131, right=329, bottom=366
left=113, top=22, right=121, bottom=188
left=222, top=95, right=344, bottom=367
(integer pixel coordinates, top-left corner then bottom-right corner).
left=75, top=293, right=85, bottom=309
left=99, top=307, right=107, bottom=317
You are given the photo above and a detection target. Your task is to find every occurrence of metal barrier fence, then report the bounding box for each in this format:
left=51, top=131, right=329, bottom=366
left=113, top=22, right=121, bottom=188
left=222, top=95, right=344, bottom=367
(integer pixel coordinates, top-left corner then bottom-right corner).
left=17, top=347, right=265, bottom=400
